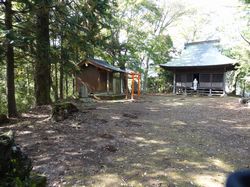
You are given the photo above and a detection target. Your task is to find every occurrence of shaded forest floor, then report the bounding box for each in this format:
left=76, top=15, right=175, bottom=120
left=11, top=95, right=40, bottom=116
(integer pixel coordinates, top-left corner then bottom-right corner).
left=1, top=95, right=250, bottom=187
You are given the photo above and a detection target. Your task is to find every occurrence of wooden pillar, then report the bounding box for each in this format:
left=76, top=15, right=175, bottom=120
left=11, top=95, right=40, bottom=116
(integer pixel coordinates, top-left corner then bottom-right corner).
left=131, top=74, right=135, bottom=99
left=107, top=71, right=110, bottom=95
left=120, top=73, right=123, bottom=94
left=173, top=73, right=176, bottom=94
left=138, top=74, right=141, bottom=97
left=223, top=72, right=226, bottom=95
left=209, top=73, right=212, bottom=96
left=125, top=74, right=128, bottom=99
left=210, top=73, right=212, bottom=88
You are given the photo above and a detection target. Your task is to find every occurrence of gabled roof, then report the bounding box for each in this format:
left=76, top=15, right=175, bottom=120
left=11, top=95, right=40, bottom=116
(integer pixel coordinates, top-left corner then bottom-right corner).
left=160, top=40, right=235, bottom=69
left=79, top=58, right=126, bottom=73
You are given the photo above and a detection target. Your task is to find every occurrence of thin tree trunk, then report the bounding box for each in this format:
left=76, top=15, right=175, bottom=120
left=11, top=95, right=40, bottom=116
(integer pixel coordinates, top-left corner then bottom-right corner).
left=59, top=65, right=64, bottom=100
left=35, top=1, right=51, bottom=105
left=59, top=34, right=64, bottom=100
left=143, top=56, right=150, bottom=92
left=26, top=65, right=30, bottom=95
left=59, top=60, right=64, bottom=100
left=5, top=0, right=18, bottom=117
left=54, top=62, right=58, bottom=101
left=65, top=74, right=68, bottom=97
left=72, top=47, right=78, bottom=95
left=72, top=76, right=75, bottom=95
left=231, top=74, right=238, bottom=96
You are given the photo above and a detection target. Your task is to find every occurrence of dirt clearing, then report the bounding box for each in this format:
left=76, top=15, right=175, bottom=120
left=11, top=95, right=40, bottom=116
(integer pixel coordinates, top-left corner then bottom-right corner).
left=1, top=95, right=249, bottom=187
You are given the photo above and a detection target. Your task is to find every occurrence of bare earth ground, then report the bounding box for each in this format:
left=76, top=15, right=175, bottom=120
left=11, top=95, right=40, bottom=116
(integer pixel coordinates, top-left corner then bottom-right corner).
left=1, top=95, right=250, bottom=187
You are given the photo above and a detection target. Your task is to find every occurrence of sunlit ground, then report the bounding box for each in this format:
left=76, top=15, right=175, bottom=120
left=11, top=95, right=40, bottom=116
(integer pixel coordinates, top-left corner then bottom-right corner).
left=70, top=95, right=250, bottom=187
left=1, top=95, right=249, bottom=186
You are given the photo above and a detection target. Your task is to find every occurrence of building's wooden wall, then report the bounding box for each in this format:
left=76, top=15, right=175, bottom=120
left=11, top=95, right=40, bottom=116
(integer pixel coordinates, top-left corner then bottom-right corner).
left=76, top=64, right=108, bottom=93
left=174, top=68, right=226, bottom=91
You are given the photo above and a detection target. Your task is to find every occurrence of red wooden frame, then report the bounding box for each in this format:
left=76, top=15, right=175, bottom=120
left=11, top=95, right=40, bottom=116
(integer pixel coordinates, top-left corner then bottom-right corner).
left=127, top=72, right=141, bottom=99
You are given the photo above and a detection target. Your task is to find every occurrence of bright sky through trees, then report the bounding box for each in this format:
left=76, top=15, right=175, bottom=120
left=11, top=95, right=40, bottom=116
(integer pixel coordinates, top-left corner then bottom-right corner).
left=160, top=0, right=247, bottom=48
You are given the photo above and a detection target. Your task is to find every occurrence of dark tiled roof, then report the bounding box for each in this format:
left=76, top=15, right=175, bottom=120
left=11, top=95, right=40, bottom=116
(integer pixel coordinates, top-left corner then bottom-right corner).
left=160, top=40, right=235, bottom=68
left=87, top=58, right=126, bottom=73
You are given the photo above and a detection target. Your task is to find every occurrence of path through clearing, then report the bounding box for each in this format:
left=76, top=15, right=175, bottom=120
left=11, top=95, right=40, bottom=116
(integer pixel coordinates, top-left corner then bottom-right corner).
left=1, top=95, right=249, bottom=187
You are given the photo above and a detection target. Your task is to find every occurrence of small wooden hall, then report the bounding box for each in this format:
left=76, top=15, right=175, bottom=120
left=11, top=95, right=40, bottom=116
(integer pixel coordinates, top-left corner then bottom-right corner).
left=160, top=40, right=235, bottom=95
left=76, top=58, right=127, bottom=98
left=75, top=58, right=141, bottom=99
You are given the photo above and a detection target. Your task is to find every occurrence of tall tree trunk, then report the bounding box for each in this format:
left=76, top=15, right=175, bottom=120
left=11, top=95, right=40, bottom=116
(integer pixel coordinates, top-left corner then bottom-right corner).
left=143, top=56, right=150, bottom=92
left=35, top=1, right=51, bottom=105
left=72, top=76, right=75, bottom=95
left=59, top=58, right=64, bottom=100
left=5, top=0, right=18, bottom=117
left=54, top=62, right=59, bottom=101
left=72, top=47, right=78, bottom=95
left=60, top=34, right=66, bottom=100
left=26, top=65, right=30, bottom=95
left=65, top=74, right=68, bottom=97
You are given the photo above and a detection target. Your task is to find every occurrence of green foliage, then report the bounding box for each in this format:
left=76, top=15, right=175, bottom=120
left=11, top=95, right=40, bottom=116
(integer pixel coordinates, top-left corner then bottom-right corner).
left=148, top=35, right=173, bottom=64
left=0, top=0, right=187, bottom=113
left=0, top=0, right=118, bottom=113
left=148, top=67, right=173, bottom=93
left=223, top=44, right=250, bottom=94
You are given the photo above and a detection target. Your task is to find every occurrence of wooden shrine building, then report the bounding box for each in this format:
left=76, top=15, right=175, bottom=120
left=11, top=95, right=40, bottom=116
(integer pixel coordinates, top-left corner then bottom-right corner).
left=160, top=40, right=235, bottom=95
left=76, top=58, right=127, bottom=98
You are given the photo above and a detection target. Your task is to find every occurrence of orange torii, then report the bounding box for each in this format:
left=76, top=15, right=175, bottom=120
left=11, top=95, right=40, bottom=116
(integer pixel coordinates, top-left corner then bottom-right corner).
left=126, top=71, right=141, bottom=99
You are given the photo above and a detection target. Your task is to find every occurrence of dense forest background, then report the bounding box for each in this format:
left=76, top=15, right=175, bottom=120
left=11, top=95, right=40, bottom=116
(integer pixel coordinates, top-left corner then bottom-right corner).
left=0, top=0, right=249, bottom=117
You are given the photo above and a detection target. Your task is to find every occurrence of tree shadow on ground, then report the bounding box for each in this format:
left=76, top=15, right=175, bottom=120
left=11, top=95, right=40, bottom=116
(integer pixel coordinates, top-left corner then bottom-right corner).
left=0, top=95, right=249, bottom=187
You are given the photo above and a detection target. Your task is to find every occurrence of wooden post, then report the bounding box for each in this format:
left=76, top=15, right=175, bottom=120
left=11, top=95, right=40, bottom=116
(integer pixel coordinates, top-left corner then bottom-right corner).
left=209, top=73, right=212, bottom=96
left=107, top=72, right=110, bottom=95
left=120, top=73, right=123, bottom=94
left=138, top=74, right=141, bottom=97
left=131, top=74, right=134, bottom=99
left=223, top=72, right=226, bottom=95
left=210, top=73, right=212, bottom=89
left=173, top=73, right=176, bottom=94
left=125, top=74, right=128, bottom=99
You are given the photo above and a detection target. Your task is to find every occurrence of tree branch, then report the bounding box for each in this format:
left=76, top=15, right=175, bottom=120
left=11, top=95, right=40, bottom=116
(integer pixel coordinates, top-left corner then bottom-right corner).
left=240, top=32, right=250, bottom=46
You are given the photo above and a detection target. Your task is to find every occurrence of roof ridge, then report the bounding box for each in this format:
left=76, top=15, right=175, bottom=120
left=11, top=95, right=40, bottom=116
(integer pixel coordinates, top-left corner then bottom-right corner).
left=185, top=39, right=220, bottom=47
left=87, top=58, right=126, bottom=73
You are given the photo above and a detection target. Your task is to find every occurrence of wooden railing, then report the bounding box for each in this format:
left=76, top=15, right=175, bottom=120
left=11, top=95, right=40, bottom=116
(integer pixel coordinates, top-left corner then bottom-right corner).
left=200, top=82, right=223, bottom=88
left=176, top=82, right=192, bottom=87
left=176, top=82, right=223, bottom=89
